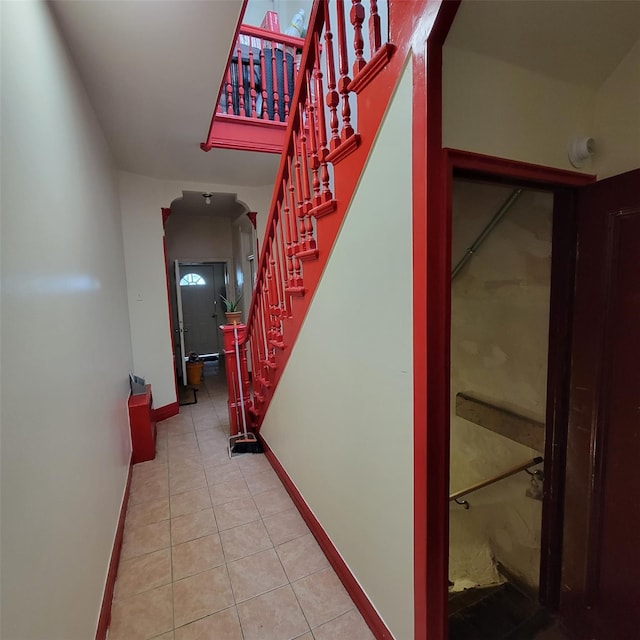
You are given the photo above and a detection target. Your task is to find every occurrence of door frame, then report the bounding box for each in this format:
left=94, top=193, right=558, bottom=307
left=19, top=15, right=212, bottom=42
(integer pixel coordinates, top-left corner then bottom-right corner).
left=434, top=149, right=595, bottom=625
left=171, top=258, right=234, bottom=380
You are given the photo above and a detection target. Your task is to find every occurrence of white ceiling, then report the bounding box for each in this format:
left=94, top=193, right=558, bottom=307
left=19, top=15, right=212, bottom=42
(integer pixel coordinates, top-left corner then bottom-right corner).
left=446, top=0, right=640, bottom=89
left=50, top=0, right=280, bottom=186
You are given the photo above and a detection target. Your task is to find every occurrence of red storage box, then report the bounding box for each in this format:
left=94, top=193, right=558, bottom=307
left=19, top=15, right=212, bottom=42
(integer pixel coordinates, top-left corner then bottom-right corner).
left=260, top=11, right=280, bottom=33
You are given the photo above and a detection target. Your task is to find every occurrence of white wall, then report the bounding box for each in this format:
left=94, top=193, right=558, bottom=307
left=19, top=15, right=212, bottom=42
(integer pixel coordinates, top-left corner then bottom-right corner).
left=449, top=183, right=552, bottom=591
left=119, top=172, right=273, bottom=407
left=594, top=38, right=640, bottom=179
left=119, top=171, right=176, bottom=407
left=1, top=3, right=133, bottom=638
left=260, top=60, right=414, bottom=640
left=443, top=46, right=596, bottom=174
left=443, top=41, right=640, bottom=180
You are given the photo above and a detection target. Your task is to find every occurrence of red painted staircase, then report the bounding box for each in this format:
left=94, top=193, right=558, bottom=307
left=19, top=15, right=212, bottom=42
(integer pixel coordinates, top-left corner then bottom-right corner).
left=220, top=0, right=397, bottom=435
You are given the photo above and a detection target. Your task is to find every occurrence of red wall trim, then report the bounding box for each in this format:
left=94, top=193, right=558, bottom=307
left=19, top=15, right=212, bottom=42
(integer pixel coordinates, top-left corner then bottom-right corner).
left=445, top=148, right=596, bottom=187
left=153, top=401, right=179, bottom=423
left=95, top=455, right=133, bottom=640
left=260, top=436, right=393, bottom=640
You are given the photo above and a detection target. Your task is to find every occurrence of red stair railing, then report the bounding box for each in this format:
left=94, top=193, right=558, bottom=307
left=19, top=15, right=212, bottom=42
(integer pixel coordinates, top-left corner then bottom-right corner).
left=223, top=0, right=392, bottom=434
left=217, top=25, right=305, bottom=125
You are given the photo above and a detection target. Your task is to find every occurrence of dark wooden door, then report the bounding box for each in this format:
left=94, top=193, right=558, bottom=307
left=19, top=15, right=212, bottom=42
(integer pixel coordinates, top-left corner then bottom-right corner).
left=561, top=169, right=640, bottom=640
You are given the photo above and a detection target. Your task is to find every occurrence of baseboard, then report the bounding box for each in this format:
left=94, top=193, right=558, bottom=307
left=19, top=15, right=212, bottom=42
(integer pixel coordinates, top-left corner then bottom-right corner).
left=259, top=436, right=393, bottom=639
left=95, top=455, right=133, bottom=640
left=153, top=401, right=179, bottom=422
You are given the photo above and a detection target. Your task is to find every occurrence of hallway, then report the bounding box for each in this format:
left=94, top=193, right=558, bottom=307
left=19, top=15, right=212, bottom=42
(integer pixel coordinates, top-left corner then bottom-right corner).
left=109, top=363, right=374, bottom=640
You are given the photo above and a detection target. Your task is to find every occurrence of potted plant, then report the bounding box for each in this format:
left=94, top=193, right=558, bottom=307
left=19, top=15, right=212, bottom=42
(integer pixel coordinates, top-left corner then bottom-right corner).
left=185, top=352, right=204, bottom=386
left=221, top=293, right=243, bottom=324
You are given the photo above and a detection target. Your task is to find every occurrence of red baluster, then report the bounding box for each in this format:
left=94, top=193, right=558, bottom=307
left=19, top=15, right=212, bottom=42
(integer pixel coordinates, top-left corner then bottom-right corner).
left=275, top=217, right=290, bottom=315
left=324, top=9, right=341, bottom=150
left=298, top=108, right=312, bottom=214
left=281, top=181, right=295, bottom=288
left=237, top=47, right=245, bottom=116
left=249, top=49, right=257, bottom=118
left=225, top=67, right=234, bottom=115
left=293, top=131, right=307, bottom=249
left=336, top=0, right=354, bottom=141
left=260, top=45, right=269, bottom=120
left=271, top=44, right=280, bottom=122
left=305, top=70, right=322, bottom=207
left=285, top=167, right=303, bottom=289
left=314, top=33, right=333, bottom=202
left=282, top=47, right=291, bottom=121
left=350, top=0, right=366, bottom=75
left=369, top=0, right=381, bottom=55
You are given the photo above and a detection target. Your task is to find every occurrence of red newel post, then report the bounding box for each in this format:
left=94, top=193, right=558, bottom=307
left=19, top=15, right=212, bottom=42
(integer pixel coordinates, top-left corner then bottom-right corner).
left=222, top=324, right=251, bottom=437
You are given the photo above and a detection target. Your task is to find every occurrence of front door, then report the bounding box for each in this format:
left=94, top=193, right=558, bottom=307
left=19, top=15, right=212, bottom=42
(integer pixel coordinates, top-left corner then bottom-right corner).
left=179, top=262, right=226, bottom=357
left=561, top=169, right=640, bottom=639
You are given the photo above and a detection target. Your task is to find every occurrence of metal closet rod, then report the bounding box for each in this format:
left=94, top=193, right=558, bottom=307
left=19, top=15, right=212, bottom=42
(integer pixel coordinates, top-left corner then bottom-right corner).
left=451, top=188, right=524, bottom=281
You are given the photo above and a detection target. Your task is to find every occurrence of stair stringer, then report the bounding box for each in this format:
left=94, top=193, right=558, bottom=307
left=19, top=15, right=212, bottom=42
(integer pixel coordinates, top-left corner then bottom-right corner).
left=250, top=47, right=416, bottom=429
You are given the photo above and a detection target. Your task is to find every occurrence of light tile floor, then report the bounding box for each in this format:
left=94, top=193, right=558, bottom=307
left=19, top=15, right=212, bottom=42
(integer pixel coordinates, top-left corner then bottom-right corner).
left=109, top=361, right=374, bottom=640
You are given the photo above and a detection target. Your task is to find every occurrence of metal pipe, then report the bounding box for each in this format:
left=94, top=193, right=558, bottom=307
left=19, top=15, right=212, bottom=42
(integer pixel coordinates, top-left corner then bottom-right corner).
left=449, top=456, right=543, bottom=503
left=451, top=188, right=524, bottom=281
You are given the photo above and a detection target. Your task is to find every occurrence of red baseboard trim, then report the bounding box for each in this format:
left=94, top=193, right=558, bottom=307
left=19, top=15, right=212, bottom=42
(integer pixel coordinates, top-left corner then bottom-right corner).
left=95, top=455, right=133, bottom=640
left=259, top=436, right=393, bottom=639
left=153, top=401, right=179, bottom=422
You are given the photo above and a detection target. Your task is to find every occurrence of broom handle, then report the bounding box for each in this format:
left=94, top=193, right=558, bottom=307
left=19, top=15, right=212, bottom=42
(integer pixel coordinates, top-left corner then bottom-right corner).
left=233, top=322, right=248, bottom=438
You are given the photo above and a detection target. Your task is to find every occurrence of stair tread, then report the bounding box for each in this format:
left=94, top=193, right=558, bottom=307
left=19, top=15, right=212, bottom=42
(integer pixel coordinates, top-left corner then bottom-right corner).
left=449, top=583, right=546, bottom=640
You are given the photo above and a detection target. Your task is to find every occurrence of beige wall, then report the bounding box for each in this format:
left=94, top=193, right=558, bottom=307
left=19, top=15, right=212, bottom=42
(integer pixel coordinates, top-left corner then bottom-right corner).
left=443, top=40, right=640, bottom=179
left=260, top=59, right=414, bottom=640
left=443, top=46, right=596, bottom=174
left=165, top=212, right=234, bottom=264
left=1, top=2, right=134, bottom=637
left=449, top=181, right=552, bottom=591
left=119, top=172, right=273, bottom=407
left=594, top=39, right=640, bottom=179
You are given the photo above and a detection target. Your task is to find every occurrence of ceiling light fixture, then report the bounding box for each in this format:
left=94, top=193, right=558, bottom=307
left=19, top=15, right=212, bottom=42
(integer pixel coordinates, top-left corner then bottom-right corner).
left=202, top=192, right=212, bottom=205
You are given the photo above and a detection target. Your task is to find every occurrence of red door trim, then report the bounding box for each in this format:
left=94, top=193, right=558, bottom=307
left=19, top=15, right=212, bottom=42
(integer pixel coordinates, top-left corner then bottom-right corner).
left=412, top=3, right=461, bottom=639
left=444, top=148, right=595, bottom=188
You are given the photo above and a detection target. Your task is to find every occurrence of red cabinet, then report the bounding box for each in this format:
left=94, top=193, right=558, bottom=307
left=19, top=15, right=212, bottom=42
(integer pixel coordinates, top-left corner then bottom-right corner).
left=128, top=385, right=156, bottom=464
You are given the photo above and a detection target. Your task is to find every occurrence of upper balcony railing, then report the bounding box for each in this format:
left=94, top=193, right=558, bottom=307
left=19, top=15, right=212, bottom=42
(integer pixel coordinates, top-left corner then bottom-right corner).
left=218, top=25, right=306, bottom=125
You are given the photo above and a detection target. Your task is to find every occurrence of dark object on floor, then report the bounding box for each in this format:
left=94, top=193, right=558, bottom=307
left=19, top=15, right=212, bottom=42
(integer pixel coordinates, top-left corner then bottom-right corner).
left=230, top=436, right=264, bottom=455
left=449, top=582, right=552, bottom=640
left=178, top=385, right=198, bottom=406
